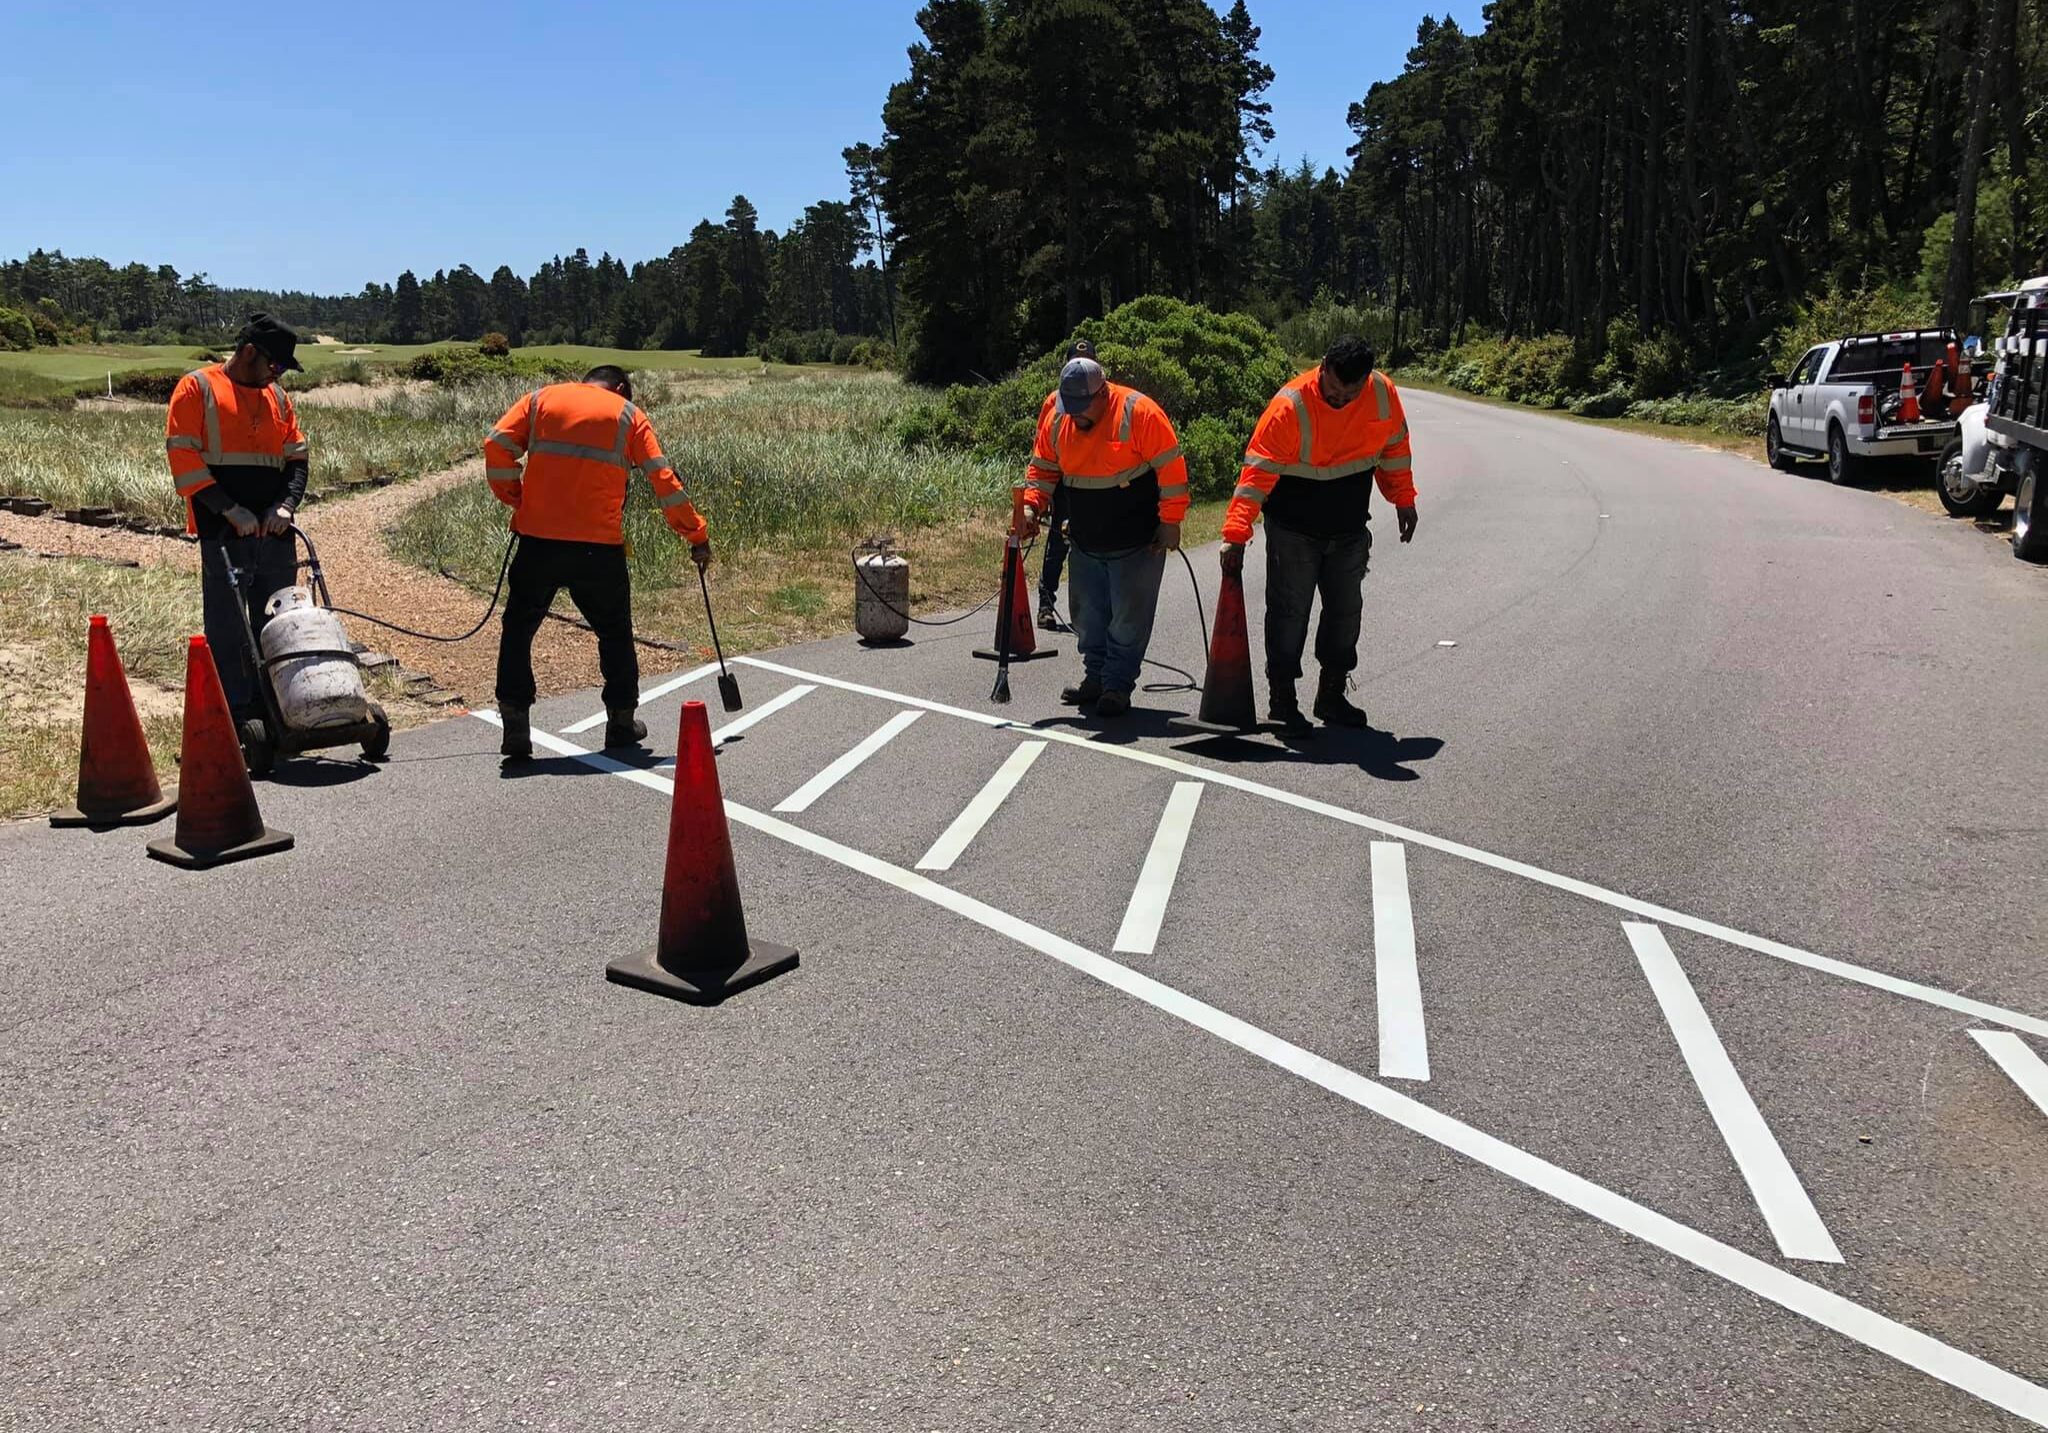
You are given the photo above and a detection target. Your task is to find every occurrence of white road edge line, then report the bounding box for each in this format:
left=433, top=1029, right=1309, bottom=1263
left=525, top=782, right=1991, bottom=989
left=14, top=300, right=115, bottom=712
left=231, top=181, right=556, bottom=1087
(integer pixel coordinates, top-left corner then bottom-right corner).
left=562, top=663, right=719, bottom=733
left=1113, top=781, right=1205, bottom=956
left=469, top=710, right=2048, bottom=1431
left=915, top=741, right=1049, bottom=872
left=1371, top=842, right=1429, bottom=1082
left=774, top=709, right=924, bottom=814
left=1626, top=922, right=1842, bottom=1265
left=1970, top=1030, right=2048, bottom=1122
left=731, top=655, right=2048, bottom=1042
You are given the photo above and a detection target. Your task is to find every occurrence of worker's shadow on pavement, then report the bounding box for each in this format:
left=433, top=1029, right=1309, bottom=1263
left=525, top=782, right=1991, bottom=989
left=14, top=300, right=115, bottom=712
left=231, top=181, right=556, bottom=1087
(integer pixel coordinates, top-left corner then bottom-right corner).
left=263, top=756, right=382, bottom=788
left=497, top=745, right=675, bottom=779
left=1171, top=723, right=1445, bottom=782
left=1031, top=703, right=1189, bottom=747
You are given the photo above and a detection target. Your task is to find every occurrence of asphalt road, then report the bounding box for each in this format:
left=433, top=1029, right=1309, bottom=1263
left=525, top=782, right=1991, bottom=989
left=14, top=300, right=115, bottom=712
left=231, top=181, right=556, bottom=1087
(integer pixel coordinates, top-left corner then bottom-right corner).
left=7, top=388, right=2048, bottom=1431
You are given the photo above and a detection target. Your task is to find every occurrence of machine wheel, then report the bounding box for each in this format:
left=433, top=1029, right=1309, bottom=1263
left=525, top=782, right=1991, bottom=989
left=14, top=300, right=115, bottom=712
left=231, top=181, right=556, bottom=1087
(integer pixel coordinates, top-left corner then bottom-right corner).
left=2015, top=462, right=2048, bottom=562
left=362, top=706, right=391, bottom=761
left=1935, top=439, right=2004, bottom=518
left=238, top=717, right=276, bottom=778
left=1766, top=416, right=1798, bottom=472
left=1826, top=424, right=1862, bottom=486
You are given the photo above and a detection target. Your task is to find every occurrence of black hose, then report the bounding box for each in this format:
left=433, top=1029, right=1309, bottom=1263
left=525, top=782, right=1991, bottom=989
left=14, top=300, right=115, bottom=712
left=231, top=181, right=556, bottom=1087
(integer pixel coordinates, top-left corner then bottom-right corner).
left=849, top=538, right=1034, bottom=628
left=322, top=532, right=519, bottom=644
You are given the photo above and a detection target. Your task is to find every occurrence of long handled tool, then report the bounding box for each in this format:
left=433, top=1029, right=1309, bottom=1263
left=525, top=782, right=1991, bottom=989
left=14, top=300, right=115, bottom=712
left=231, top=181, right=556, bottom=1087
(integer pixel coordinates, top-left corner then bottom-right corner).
left=990, top=533, right=1016, bottom=704
left=698, top=563, right=743, bottom=712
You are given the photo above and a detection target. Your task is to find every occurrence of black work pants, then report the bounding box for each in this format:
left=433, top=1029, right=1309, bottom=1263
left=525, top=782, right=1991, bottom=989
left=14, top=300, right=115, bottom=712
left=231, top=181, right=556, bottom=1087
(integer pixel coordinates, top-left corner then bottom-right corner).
left=201, top=534, right=299, bottom=715
left=1037, top=483, right=1071, bottom=608
left=495, top=536, right=638, bottom=713
left=1263, top=520, right=1371, bottom=690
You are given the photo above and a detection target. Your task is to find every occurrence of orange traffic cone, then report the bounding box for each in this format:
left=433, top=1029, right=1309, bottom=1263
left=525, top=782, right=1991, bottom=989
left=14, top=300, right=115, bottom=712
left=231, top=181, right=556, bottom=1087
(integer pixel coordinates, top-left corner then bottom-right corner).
left=146, top=636, right=294, bottom=869
left=1923, top=358, right=1947, bottom=414
left=1899, top=362, right=1921, bottom=423
left=973, top=492, right=1056, bottom=664
left=605, top=699, right=798, bottom=1004
left=1948, top=341, right=1973, bottom=414
left=51, top=614, right=178, bottom=828
left=1194, top=565, right=1258, bottom=730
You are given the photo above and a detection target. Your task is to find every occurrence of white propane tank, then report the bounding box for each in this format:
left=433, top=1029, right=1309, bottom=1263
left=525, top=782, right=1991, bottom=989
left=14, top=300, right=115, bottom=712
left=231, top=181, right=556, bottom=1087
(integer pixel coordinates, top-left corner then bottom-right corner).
left=853, top=543, right=911, bottom=643
left=259, top=587, right=372, bottom=729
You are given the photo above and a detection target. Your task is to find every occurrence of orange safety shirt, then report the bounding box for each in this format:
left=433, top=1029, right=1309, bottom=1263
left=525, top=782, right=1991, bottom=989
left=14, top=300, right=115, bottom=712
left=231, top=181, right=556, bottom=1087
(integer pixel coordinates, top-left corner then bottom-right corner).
left=1223, top=368, right=1414, bottom=544
left=164, top=365, right=310, bottom=534
left=482, top=383, right=708, bottom=547
left=1021, top=382, right=1188, bottom=552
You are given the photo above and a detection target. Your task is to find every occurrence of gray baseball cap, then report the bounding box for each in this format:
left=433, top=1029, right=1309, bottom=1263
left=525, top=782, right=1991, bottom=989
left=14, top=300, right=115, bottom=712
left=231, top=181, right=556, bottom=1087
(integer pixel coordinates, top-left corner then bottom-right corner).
left=1057, top=357, right=1106, bottom=416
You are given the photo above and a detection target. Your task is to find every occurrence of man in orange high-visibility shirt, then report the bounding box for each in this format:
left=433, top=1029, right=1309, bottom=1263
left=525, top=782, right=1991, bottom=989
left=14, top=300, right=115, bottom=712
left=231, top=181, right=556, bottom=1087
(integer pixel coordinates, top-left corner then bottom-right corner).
left=164, top=314, right=312, bottom=726
left=483, top=365, right=711, bottom=761
left=1222, top=336, right=1418, bottom=733
left=1017, top=356, right=1189, bottom=719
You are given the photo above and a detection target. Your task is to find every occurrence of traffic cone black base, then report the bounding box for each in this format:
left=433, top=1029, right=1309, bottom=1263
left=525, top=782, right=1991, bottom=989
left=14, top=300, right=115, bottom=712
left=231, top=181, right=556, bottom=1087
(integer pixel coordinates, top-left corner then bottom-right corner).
left=147, top=825, right=294, bottom=870
left=972, top=646, right=1058, bottom=662
left=605, top=938, right=799, bottom=1007
left=52, top=787, right=178, bottom=829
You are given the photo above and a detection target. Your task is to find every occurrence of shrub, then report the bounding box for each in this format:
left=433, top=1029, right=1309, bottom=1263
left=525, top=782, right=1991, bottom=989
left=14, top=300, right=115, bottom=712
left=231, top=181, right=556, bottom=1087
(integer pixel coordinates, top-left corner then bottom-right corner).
left=911, top=296, right=1292, bottom=500
left=105, top=369, right=187, bottom=403
left=477, top=331, right=511, bottom=357
left=0, top=306, right=34, bottom=351
left=1569, top=386, right=1633, bottom=418
left=1628, top=330, right=1693, bottom=400
left=1770, top=281, right=1928, bottom=375
left=849, top=339, right=897, bottom=371
left=1274, top=295, right=1397, bottom=363
left=829, top=335, right=860, bottom=367
left=404, top=347, right=576, bottom=385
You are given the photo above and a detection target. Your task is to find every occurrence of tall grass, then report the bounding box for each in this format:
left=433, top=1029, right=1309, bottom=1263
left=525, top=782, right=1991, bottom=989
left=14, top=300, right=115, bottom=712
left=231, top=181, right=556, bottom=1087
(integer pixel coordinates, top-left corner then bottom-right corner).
left=391, top=374, right=1012, bottom=594
left=0, top=382, right=500, bottom=525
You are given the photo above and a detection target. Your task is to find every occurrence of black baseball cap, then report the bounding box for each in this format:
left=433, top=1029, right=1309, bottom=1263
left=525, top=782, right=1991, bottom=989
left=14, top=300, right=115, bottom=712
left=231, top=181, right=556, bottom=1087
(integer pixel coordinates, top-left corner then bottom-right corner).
left=236, top=313, right=304, bottom=372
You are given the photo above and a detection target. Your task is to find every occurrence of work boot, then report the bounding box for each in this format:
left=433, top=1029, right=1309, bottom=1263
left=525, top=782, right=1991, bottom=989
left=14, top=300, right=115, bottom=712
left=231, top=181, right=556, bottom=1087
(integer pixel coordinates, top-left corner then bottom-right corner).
left=603, top=708, right=648, bottom=749
left=1267, top=686, right=1313, bottom=735
left=1095, top=689, right=1131, bottom=719
left=500, top=707, right=532, bottom=761
left=1037, top=602, right=1062, bottom=632
left=1313, top=675, right=1369, bottom=729
left=1060, top=674, right=1103, bottom=706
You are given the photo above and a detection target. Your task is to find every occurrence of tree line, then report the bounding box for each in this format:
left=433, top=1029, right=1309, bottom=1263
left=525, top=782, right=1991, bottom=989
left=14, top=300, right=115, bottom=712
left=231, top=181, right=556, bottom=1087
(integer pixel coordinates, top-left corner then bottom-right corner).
left=1, top=173, right=897, bottom=358
left=8, top=0, right=2044, bottom=385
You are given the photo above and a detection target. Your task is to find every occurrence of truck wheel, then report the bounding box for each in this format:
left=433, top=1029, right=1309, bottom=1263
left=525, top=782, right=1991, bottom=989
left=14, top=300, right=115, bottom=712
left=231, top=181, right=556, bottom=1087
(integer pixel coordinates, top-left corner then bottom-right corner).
left=1935, top=438, right=2003, bottom=518
left=2015, top=463, right=2048, bottom=562
left=1767, top=416, right=1797, bottom=471
left=1826, top=424, right=1862, bottom=486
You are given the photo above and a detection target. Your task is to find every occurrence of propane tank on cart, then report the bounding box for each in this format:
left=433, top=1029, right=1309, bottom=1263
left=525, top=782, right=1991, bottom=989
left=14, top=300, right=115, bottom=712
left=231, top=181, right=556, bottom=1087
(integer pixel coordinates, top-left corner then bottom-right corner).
left=260, top=587, right=373, bottom=730
left=852, top=536, right=911, bottom=643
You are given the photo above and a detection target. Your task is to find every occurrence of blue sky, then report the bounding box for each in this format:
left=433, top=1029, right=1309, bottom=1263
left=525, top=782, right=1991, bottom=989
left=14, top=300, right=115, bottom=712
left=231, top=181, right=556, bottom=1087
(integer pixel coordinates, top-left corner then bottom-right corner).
left=0, top=0, right=1482, bottom=295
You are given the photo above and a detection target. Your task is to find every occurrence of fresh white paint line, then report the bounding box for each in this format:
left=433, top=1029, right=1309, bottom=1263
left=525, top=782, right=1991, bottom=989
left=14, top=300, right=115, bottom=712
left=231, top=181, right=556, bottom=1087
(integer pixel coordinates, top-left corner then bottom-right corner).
left=470, top=710, right=2048, bottom=1430
left=1112, top=782, right=1205, bottom=956
left=773, top=709, right=924, bottom=814
left=705, top=683, right=814, bottom=751
left=915, top=741, right=1048, bottom=872
left=1371, top=842, right=1429, bottom=1082
left=1626, top=922, right=1842, bottom=1265
left=561, top=663, right=718, bottom=733
left=730, top=655, right=2048, bottom=1042
left=1970, top=1031, right=2048, bottom=1122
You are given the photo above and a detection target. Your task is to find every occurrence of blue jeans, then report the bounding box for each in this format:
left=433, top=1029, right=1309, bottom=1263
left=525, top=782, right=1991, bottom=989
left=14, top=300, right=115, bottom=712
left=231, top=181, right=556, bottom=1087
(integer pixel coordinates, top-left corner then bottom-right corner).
left=1067, top=543, right=1166, bottom=693
left=202, top=534, right=299, bottom=714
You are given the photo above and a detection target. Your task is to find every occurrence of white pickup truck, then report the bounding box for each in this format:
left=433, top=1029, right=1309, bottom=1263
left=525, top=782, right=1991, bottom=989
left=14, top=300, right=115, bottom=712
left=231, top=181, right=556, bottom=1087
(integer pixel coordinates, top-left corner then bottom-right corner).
left=1766, top=330, right=1961, bottom=485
